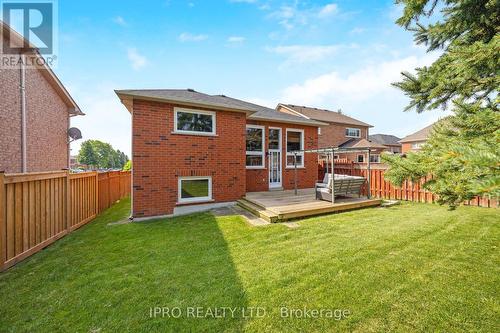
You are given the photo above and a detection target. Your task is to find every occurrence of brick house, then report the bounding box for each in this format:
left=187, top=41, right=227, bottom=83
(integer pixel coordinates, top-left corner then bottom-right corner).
left=399, top=123, right=435, bottom=153
left=115, top=89, right=325, bottom=219
left=369, top=134, right=402, bottom=153
left=276, top=104, right=386, bottom=164
left=0, top=23, right=84, bottom=173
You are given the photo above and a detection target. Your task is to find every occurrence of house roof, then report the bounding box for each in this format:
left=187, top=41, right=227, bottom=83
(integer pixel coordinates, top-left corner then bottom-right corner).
left=399, top=123, right=435, bottom=143
left=338, top=138, right=387, bottom=149
left=0, top=21, right=84, bottom=116
left=115, top=89, right=326, bottom=127
left=369, top=134, right=401, bottom=146
left=279, top=104, right=372, bottom=127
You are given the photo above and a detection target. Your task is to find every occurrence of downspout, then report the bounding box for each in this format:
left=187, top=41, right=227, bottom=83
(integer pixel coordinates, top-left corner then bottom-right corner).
left=20, top=53, right=27, bottom=173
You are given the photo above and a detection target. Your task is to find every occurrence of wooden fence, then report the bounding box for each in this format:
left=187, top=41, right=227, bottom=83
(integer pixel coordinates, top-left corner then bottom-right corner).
left=0, top=170, right=131, bottom=271
left=319, top=165, right=497, bottom=208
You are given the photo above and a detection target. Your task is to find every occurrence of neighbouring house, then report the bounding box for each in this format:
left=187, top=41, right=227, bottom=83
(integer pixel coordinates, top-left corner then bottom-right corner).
left=337, top=138, right=388, bottom=168
left=276, top=104, right=372, bottom=148
left=115, top=89, right=325, bottom=219
left=0, top=22, right=84, bottom=173
left=369, top=134, right=402, bottom=153
left=276, top=104, right=383, bottom=167
left=399, top=123, right=435, bottom=153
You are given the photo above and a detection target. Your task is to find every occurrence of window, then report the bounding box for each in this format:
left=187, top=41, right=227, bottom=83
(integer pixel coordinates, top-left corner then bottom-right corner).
left=318, top=127, right=322, bottom=135
left=178, top=177, right=212, bottom=203
left=369, top=154, right=380, bottom=163
left=357, top=154, right=364, bottom=163
left=174, top=108, right=216, bottom=135
left=411, top=141, right=425, bottom=150
left=246, top=125, right=265, bottom=168
left=268, top=128, right=280, bottom=150
left=345, top=128, right=361, bottom=138
left=334, top=155, right=339, bottom=160
left=286, top=129, right=304, bottom=167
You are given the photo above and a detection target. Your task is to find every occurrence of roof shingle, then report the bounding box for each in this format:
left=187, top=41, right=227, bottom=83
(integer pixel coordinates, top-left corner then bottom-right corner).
left=369, top=134, right=401, bottom=146
left=115, top=89, right=326, bottom=126
left=280, top=104, right=372, bottom=127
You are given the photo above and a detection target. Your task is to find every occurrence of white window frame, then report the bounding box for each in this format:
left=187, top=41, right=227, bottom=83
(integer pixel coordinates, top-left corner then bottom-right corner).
left=178, top=176, right=212, bottom=204
left=345, top=127, right=361, bottom=138
left=246, top=125, right=265, bottom=169
left=317, top=127, right=321, bottom=135
left=369, top=154, right=380, bottom=163
left=357, top=154, right=365, bottom=163
left=173, top=107, right=216, bottom=136
left=286, top=128, right=304, bottom=168
left=411, top=141, right=425, bottom=150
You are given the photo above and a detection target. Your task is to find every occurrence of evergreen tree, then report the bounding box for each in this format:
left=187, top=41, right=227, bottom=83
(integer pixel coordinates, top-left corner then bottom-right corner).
left=384, top=0, right=499, bottom=207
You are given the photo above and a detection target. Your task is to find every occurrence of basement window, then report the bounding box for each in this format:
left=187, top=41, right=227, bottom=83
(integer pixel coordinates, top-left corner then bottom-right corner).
left=178, top=177, right=212, bottom=203
left=246, top=125, right=265, bottom=168
left=174, top=108, right=216, bottom=135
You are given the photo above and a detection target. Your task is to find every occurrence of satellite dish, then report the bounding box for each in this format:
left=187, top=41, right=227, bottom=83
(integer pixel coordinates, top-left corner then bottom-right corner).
left=68, top=127, right=82, bottom=141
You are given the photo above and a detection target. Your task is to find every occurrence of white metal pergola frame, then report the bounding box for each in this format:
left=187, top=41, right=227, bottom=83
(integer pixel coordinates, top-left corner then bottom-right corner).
left=290, top=146, right=373, bottom=203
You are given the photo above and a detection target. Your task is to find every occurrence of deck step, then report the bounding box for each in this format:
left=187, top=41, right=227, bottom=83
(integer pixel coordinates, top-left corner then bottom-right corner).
left=237, top=198, right=279, bottom=223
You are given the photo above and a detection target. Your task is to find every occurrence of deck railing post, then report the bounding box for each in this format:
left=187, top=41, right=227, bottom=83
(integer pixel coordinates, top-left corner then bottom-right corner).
left=0, top=171, right=5, bottom=270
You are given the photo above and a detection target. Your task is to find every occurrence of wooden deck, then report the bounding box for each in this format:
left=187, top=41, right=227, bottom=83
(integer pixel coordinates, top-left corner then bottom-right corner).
left=237, top=188, right=382, bottom=222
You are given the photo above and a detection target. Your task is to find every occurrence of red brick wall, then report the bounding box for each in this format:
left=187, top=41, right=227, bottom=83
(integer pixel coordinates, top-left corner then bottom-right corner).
left=401, top=143, right=412, bottom=153
left=318, top=123, right=369, bottom=148
left=131, top=99, right=247, bottom=218
left=0, top=43, right=69, bottom=173
left=245, top=120, right=319, bottom=192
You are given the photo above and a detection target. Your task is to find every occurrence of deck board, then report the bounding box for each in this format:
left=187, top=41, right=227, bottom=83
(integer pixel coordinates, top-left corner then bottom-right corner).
left=243, top=188, right=382, bottom=221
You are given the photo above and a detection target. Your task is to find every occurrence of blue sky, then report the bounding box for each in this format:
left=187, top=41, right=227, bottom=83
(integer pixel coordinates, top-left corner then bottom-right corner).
left=47, top=0, right=443, bottom=156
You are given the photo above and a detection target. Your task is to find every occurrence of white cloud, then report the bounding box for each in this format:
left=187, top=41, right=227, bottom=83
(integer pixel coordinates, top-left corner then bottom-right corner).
left=318, top=3, right=338, bottom=18
left=281, top=55, right=437, bottom=105
left=227, top=36, right=246, bottom=43
left=112, top=16, right=127, bottom=26
left=178, top=32, right=209, bottom=42
left=268, top=2, right=340, bottom=30
left=127, top=48, right=147, bottom=71
left=267, top=44, right=344, bottom=64
left=350, top=27, right=365, bottom=34
left=229, top=0, right=258, bottom=3
left=278, top=54, right=443, bottom=137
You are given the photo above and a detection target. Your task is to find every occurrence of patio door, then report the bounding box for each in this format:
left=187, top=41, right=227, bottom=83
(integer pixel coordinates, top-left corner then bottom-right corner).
left=268, top=128, right=282, bottom=189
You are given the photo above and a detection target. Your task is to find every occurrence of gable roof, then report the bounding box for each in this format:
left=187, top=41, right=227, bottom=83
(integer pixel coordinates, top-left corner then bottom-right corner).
left=278, top=104, right=372, bottom=127
left=399, top=123, right=435, bottom=143
left=338, top=138, right=387, bottom=149
left=1, top=21, right=83, bottom=116
left=369, top=134, right=401, bottom=146
left=115, top=89, right=326, bottom=127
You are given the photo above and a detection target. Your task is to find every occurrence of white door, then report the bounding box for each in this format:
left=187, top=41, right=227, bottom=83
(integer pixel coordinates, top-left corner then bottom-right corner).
left=268, top=128, right=282, bottom=188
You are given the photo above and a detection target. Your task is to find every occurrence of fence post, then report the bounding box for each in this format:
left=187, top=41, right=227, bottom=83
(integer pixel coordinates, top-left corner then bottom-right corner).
left=0, top=171, right=5, bottom=270
left=107, top=172, right=111, bottom=210
left=95, top=172, right=99, bottom=215
left=65, top=170, right=71, bottom=232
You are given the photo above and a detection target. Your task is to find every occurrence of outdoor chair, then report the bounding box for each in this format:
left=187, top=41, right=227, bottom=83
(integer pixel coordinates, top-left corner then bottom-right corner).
left=315, top=175, right=366, bottom=201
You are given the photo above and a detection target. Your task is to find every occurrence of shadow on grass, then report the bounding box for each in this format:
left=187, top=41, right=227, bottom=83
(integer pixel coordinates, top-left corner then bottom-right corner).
left=0, top=198, right=248, bottom=332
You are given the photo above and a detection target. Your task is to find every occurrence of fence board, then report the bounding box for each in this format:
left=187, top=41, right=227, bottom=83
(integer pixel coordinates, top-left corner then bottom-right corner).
left=0, top=170, right=131, bottom=271
left=320, top=165, right=497, bottom=208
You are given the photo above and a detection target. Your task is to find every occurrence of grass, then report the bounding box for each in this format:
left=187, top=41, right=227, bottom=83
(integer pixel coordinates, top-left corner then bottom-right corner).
left=0, top=198, right=498, bottom=332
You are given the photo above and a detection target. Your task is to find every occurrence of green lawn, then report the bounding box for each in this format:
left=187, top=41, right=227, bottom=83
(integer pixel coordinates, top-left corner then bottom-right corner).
left=0, top=198, right=498, bottom=332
